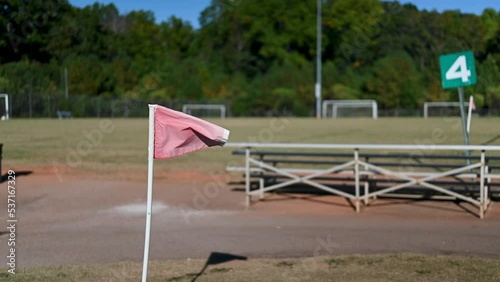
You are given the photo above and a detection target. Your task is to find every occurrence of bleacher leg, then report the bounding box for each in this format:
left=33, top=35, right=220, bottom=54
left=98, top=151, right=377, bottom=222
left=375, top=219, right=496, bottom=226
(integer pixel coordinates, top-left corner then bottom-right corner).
left=354, top=149, right=360, bottom=213
left=480, top=151, right=485, bottom=219
left=245, top=147, right=251, bottom=208
left=364, top=182, right=369, bottom=206
left=259, top=178, right=264, bottom=200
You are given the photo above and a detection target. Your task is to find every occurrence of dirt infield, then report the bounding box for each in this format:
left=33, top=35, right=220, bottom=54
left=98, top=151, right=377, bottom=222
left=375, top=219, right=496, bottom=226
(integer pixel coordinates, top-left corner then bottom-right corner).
left=1, top=170, right=500, bottom=269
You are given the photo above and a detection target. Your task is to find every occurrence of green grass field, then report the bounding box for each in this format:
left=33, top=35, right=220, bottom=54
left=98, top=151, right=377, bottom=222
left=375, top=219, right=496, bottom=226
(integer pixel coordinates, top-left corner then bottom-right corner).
left=3, top=117, right=500, bottom=176
left=1, top=253, right=499, bottom=282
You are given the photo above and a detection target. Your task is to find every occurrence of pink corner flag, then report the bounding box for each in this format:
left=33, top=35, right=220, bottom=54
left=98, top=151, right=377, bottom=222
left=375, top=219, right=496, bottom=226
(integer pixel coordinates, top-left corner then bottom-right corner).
left=153, top=105, right=230, bottom=159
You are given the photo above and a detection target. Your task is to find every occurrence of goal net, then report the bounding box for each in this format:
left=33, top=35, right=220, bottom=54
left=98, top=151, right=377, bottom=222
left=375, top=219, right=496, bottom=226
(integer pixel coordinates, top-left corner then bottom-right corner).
left=182, top=104, right=226, bottom=119
left=322, top=100, right=378, bottom=119
left=0, top=94, right=9, bottom=120
left=423, top=102, right=469, bottom=118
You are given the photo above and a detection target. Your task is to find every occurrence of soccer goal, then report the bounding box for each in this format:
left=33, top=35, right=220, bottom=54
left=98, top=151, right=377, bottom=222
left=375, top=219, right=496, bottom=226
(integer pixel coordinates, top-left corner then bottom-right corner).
left=182, top=104, right=226, bottom=119
left=0, top=94, right=9, bottom=120
left=423, top=102, right=470, bottom=118
left=322, top=100, right=378, bottom=119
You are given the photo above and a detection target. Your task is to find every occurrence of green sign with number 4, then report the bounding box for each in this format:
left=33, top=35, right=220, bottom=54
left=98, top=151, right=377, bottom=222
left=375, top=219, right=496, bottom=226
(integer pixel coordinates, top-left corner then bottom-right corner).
left=439, top=50, right=477, bottom=89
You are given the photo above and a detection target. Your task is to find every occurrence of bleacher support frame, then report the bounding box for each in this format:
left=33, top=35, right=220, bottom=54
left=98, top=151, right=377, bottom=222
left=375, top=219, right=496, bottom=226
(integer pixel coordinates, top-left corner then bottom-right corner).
left=226, top=143, right=500, bottom=219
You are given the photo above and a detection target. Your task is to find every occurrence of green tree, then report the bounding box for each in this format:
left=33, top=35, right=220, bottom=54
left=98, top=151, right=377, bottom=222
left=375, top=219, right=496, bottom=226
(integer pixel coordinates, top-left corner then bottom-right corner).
left=364, top=52, right=423, bottom=109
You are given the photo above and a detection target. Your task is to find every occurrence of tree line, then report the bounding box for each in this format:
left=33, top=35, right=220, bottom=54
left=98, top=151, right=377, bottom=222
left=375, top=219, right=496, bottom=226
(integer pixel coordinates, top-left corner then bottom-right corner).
left=0, top=0, right=499, bottom=116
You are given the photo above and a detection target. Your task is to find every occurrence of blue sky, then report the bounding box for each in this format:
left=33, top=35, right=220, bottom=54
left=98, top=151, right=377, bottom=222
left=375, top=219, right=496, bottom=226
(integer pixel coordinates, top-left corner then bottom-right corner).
left=69, top=0, right=499, bottom=28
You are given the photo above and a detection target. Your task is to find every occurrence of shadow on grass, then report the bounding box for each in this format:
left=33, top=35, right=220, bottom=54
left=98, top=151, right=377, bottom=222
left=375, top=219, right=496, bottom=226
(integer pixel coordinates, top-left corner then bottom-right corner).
left=0, top=170, right=33, bottom=183
left=167, top=252, right=247, bottom=282
left=191, top=252, right=247, bottom=282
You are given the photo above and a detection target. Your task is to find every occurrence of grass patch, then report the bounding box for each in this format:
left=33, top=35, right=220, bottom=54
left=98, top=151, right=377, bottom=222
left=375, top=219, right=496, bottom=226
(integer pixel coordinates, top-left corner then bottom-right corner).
left=326, top=258, right=347, bottom=268
left=275, top=261, right=295, bottom=268
left=166, top=273, right=198, bottom=282
left=1, top=253, right=499, bottom=282
left=4, top=117, right=500, bottom=178
left=415, top=268, right=432, bottom=275
left=209, top=267, right=231, bottom=273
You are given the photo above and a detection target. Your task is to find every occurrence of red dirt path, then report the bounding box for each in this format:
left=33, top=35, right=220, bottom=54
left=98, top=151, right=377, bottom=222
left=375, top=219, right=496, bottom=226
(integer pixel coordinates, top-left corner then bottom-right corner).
left=1, top=168, right=500, bottom=268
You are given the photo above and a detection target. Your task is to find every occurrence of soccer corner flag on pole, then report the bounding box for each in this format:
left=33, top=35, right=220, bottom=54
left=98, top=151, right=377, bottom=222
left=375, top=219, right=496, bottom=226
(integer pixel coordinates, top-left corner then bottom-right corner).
left=142, top=104, right=229, bottom=282
left=153, top=104, right=230, bottom=158
left=467, top=96, right=475, bottom=134
left=470, top=96, right=476, bottom=111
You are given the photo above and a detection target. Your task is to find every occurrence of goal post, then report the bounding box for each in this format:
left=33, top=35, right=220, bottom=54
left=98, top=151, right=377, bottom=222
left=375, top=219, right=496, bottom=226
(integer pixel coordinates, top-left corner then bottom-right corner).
left=322, top=100, right=378, bottom=119
left=182, top=104, right=226, bottom=119
left=0, top=94, right=9, bottom=120
left=423, top=102, right=470, bottom=118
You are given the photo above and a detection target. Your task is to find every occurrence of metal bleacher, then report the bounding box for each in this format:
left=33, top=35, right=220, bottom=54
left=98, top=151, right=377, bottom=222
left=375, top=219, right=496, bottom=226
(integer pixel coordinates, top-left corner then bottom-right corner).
left=226, top=143, right=500, bottom=219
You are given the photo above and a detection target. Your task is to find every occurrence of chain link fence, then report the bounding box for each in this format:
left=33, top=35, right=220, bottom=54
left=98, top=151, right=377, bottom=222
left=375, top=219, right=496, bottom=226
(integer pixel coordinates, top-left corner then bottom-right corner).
left=6, top=93, right=232, bottom=118
left=4, top=92, right=500, bottom=118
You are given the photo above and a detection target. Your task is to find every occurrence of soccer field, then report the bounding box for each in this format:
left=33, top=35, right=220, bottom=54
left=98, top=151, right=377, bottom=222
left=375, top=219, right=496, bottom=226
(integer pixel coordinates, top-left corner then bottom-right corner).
left=3, top=117, right=500, bottom=281
left=3, top=117, right=500, bottom=176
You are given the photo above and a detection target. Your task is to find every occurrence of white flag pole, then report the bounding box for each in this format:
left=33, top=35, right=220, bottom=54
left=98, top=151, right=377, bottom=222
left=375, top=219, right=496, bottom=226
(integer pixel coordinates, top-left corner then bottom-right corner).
left=142, top=104, right=156, bottom=282
left=467, top=96, right=473, bottom=134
